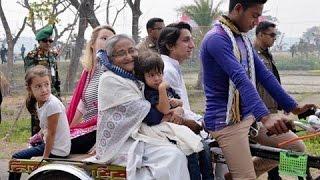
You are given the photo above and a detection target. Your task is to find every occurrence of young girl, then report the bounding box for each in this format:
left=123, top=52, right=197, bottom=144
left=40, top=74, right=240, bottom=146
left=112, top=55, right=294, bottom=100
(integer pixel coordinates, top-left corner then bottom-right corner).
left=9, top=65, right=71, bottom=180
left=135, top=51, right=202, bottom=134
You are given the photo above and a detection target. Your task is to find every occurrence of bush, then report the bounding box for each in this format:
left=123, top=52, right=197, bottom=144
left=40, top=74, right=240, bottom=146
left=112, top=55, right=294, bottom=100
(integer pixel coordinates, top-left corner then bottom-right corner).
left=274, top=53, right=320, bottom=70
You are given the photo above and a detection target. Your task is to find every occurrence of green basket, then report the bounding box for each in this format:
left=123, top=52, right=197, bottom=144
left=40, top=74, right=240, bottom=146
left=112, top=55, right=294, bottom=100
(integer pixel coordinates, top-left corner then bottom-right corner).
left=279, top=151, right=308, bottom=177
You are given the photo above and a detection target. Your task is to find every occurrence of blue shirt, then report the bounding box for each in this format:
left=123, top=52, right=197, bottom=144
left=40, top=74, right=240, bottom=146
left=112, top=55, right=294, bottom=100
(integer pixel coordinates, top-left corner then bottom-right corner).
left=200, top=23, right=297, bottom=131
left=143, top=86, right=180, bottom=126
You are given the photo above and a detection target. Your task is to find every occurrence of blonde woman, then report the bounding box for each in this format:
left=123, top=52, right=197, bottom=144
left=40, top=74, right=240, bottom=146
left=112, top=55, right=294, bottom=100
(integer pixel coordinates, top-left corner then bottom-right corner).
left=67, top=25, right=115, bottom=154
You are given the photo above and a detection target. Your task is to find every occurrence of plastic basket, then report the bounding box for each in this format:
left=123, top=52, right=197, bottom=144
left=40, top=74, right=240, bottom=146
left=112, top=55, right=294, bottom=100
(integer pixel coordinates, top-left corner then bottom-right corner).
left=279, top=151, right=308, bottom=177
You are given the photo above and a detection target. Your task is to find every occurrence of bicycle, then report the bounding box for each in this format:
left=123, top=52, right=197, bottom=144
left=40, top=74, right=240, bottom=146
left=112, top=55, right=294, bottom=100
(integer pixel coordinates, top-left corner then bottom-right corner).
left=208, top=111, right=320, bottom=180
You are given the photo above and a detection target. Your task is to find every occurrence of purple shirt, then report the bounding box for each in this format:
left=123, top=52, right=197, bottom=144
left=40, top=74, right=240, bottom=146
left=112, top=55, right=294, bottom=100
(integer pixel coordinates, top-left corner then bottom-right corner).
left=200, top=23, right=297, bottom=131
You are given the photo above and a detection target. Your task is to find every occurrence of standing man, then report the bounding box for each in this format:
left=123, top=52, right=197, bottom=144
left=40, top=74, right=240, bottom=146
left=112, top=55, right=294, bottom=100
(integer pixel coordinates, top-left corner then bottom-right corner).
left=21, top=44, right=26, bottom=60
left=0, top=44, right=7, bottom=64
left=254, top=21, right=283, bottom=180
left=255, top=21, right=280, bottom=114
left=24, top=24, right=61, bottom=136
left=136, top=17, right=165, bottom=53
left=200, top=0, right=314, bottom=179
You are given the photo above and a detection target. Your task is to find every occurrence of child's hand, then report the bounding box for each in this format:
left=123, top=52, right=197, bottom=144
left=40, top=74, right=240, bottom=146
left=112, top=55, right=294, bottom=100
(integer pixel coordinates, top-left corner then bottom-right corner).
left=169, top=98, right=183, bottom=108
left=158, top=81, right=169, bottom=90
left=29, top=133, right=44, bottom=147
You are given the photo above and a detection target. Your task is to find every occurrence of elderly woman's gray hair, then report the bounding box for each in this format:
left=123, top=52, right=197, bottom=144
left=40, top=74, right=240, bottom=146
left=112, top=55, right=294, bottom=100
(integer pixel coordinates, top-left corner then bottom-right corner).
left=105, top=34, right=136, bottom=58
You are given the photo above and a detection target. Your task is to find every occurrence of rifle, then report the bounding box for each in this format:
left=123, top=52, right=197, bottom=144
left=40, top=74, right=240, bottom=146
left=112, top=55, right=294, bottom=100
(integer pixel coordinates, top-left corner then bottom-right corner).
left=53, top=63, right=61, bottom=97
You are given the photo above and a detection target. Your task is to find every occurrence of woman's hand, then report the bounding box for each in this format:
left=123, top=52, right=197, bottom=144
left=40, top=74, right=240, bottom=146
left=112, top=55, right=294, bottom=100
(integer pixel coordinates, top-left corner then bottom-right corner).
left=169, top=98, right=183, bottom=108
left=166, top=108, right=184, bottom=125
left=88, top=144, right=96, bottom=155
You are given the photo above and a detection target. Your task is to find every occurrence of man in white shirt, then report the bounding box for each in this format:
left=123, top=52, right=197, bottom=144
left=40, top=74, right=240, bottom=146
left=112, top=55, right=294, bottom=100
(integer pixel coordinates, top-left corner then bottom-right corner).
left=158, top=22, right=201, bottom=121
left=158, top=22, right=214, bottom=180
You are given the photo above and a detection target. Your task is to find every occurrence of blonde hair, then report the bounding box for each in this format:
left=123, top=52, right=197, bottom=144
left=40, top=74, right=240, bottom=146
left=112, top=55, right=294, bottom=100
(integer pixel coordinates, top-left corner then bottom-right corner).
left=81, top=25, right=116, bottom=70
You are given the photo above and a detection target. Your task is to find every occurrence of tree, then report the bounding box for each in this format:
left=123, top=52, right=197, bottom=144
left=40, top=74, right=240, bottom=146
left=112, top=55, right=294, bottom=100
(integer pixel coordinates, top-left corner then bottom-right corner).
left=106, top=0, right=127, bottom=26
left=64, top=0, right=127, bottom=92
left=178, top=0, right=223, bottom=89
left=18, top=0, right=77, bottom=42
left=69, top=0, right=100, bottom=28
left=62, top=0, right=97, bottom=92
left=127, top=0, right=142, bottom=43
left=0, top=0, right=27, bottom=82
left=302, top=26, right=320, bottom=57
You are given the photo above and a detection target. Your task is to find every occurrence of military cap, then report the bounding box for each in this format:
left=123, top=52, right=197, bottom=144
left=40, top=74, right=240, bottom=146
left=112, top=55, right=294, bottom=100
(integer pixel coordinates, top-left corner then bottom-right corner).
left=36, top=25, right=54, bottom=41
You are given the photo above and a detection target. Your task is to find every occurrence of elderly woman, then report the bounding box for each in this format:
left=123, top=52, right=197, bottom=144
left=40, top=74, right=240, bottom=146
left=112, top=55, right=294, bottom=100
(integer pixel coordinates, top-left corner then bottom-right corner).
left=67, top=25, right=115, bottom=154
left=95, top=34, right=190, bottom=180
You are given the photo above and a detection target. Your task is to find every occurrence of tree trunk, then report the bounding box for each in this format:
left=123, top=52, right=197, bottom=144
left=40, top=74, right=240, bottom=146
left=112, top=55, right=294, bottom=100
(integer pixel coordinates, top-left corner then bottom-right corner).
left=132, top=13, right=140, bottom=43
left=64, top=0, right=100, bottom=93
left=69, top=0, right=100, bottom=28
left=0, top=0, right=26, bottom=82
left=127, top=0, right=142, bottom=43
left=6, top=40, right=14, bottom=81
left=195, top=63, right=203, bottom=90
left=64, top=13, right=87, bottom=92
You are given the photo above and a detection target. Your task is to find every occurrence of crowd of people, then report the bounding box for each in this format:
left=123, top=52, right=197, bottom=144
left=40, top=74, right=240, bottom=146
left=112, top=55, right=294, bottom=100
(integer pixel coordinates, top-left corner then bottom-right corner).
left=8, top=0, right=318, bottom=180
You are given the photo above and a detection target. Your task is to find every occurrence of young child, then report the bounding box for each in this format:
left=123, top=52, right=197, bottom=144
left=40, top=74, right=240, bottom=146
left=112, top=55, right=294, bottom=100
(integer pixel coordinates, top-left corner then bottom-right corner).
left=9, top=65, right=71, bottom=180
left=135, top=51, right=214, bottom=180
left=135, top=51, right=202, bottom=134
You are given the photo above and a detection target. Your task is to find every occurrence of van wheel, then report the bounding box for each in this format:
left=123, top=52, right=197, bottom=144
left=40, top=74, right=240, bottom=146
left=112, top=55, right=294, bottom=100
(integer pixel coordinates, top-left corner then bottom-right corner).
left=28, top=170, right=81, bottom=180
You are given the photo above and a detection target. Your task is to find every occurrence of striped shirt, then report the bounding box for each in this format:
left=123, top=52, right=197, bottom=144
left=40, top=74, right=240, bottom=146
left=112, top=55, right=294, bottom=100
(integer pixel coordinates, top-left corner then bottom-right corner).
left=82, top=65, right=103, bottom=121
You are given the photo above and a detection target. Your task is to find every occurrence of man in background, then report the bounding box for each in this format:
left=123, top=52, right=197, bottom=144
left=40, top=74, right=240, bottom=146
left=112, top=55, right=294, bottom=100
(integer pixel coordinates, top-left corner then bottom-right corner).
left=21, top=44, right=26, bottom=60
left=137, top=17, right=165, bottom=53
left=254, top=21, right=283, bottom=180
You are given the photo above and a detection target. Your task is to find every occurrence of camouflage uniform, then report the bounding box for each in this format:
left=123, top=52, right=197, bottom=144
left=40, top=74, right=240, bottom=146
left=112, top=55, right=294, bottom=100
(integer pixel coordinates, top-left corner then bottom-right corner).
left=255, top=45, right=281, bottom=113
left=136, top=37, right=159, bottom=53
left=24, top=47, right=61, bottom=136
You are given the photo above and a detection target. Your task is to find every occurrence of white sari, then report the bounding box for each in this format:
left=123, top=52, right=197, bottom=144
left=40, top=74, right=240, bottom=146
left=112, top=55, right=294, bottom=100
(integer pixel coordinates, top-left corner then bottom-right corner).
left=95, top=71, right=190, bottom=180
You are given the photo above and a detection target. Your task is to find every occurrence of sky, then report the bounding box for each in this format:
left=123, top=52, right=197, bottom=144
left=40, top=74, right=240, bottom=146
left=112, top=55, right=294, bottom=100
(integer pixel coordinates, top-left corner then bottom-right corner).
left=1, top=0, right=320, bottom=43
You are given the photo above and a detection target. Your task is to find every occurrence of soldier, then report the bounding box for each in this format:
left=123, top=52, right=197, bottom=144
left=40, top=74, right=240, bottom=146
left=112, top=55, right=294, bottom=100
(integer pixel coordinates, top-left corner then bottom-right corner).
left=24, top=25, right=61, bottom=136
left=136, top=17, right=165, bottom=53
left=0, top=44, right=7, bottom=64
left=21, top=44, right=26, bottom=60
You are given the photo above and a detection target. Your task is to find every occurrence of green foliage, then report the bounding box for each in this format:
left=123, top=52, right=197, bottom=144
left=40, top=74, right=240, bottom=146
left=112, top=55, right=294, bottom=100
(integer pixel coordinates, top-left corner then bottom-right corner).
left=304, top=137, right=320, bottom=156
left=0, top=118, right=30, bottom=144
left=296, top=131, right=320, bottom=156
left=302, top=26, right=320, bottom=43
left=274, top=53, right=320, bottom=70
left=178, top=0, right=223, bottom=46
left=28, top=0, right=60, bottom=25
left=179, top=0, right=222, bottom=27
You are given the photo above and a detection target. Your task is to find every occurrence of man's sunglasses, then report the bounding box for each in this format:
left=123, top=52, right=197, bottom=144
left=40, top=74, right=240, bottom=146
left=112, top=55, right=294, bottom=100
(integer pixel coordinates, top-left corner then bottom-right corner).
left=41, top=39, right=54, bottom=43
left=263, top=32, right=277, bottom=38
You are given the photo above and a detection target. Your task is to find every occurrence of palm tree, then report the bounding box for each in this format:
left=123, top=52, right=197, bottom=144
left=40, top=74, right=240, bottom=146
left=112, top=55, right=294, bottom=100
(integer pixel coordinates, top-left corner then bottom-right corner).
left=178, top=0, right=223, bottom=89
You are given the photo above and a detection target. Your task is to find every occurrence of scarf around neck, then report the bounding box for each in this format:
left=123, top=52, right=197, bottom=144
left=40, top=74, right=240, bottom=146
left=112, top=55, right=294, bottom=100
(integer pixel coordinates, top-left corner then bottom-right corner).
left=218, top=15, right=256, bottom=125
left=97, top=49, right=142, bottom=90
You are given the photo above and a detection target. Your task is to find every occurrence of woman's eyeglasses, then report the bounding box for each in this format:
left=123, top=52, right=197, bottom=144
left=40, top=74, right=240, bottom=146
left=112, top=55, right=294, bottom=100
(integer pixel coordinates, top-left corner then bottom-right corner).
left=113, top=48, right=138, bottom=58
